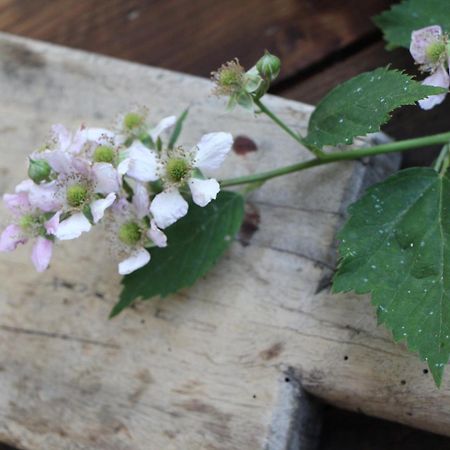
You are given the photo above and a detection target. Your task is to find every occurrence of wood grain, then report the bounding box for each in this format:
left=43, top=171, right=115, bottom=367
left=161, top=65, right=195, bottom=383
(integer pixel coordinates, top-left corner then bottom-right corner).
left=2, top=33, right=450, bottom=450
left=0, top=0, right=390, bottom=81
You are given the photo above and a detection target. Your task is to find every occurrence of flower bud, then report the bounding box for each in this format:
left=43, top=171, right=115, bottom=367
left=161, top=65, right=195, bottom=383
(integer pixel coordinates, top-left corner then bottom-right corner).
left=28, top=158, right=51, bottom=184
left=256, top=51, right=281, bottom=82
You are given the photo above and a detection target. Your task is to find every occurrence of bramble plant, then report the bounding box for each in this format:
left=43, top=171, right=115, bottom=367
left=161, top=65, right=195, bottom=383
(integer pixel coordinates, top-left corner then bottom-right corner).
left=1, top=0, right=450, bottom=385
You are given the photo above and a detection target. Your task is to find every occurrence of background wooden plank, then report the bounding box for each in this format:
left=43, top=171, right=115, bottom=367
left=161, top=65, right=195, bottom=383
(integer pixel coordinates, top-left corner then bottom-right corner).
left=0, top=0, right=390, bottom=81
left=1, top=33, right=450, bottom=450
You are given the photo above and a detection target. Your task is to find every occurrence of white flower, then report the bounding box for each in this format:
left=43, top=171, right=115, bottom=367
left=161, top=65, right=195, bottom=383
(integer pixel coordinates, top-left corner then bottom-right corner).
left=117, top=115, right=176, bottom=182
left=112, top=184, right=167, bottom=275
left=410, top=26, right=450, bottom=110
left=150, top=132, right=233, bottom=229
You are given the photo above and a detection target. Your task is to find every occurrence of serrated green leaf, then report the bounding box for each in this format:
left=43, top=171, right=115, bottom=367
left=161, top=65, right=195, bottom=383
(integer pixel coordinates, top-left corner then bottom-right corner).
left=374, top=0, right=450, bottom=49
left=168, top=108, right=189, bottom=149
left=304, top=68, right=445, bottom=149
left=333, top=167, right=450, bottom=386
left=111, top=191, right=244, bottom=317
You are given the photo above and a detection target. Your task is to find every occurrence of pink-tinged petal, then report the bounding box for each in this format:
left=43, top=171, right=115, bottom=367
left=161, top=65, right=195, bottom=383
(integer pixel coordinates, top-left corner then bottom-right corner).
left=188, top=177, right=220, bottom=207
left=45, top=211, right=62, bottom=235
left=70, top=127, right=88, bottom=154
left=81, top=127, right=115, bottom=145
left=54, top=213, right=91, bottom=240
left=150, top=190, right=188, bottom=229
left=147, top=219, right=167, bottom=247
left=52, top=124, right=72, bottom=152
left=0, top=224, right=27, bottom=252
left=71, top=157, right=91, bottom=177
left=123, top=141, right=159, bottom=182
left=31, top=237, right=53, bottom=272
left=194, top=132, right=233, bottom=172
left=418, top=66, right=450, bottom=110
left=117, top=157, right=131, bottom=176
left=16, top=180, right=61, bottom=212
left=93, top=162, right=120, bottom=194
left=91, top=193, right=116, bottom=223
left=410, top=25, right=443, bottom=64
left=112, top=197, right=131, bottom=215
left=149, top=115, right=177, bottom=141
left=118, top=248, right=150, bottom=275
left=39, top=149, right=72, bottom=174
left=132, top=183, right=150, bottom=219
left=3, top=192, right=30, bottom=215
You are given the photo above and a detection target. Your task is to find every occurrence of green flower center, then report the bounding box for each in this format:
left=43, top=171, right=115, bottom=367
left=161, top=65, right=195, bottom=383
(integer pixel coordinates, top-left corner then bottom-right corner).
left=93, top=145, right=115, bottom=163
left=19, top=214, right=35, bottom=231
left=118, top=222, right=141, bottom=246
left=219, top=68, right=241, bottom=87
left=67, top=184, right=89, bottom=208
left=166, top=157, right=190, bottom=182
left=426, top=41, right=446, bottom=63
left=124, top=112, right=144, bottom=130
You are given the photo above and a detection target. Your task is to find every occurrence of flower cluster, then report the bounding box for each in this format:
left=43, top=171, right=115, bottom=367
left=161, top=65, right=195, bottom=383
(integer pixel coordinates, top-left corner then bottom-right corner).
left=410, top=25, right=450, bottom=110
left=0, top=111, right=233, bottom=275
left=211, top=51, right=281, bottom=110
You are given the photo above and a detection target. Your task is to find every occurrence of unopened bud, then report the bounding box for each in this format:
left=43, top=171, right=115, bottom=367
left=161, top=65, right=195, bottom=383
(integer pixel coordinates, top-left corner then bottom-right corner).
left=28, top=158, right=51, bottom=184
left=256, top=51, right=281, bottom=82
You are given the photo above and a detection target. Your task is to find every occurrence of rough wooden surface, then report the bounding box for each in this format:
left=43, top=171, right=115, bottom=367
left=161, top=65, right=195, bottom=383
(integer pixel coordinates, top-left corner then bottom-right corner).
left=0, top=0, right=390, bottom=81
left=0, top=33, right=447, bottom=450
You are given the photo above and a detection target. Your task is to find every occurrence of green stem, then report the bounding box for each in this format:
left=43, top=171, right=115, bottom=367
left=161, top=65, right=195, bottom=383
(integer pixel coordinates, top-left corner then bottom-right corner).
left=221, top=131, right=450, bottom=187
left=254, top=98, right=324, bottom=158
left=434, top=143, right=450, bottom=173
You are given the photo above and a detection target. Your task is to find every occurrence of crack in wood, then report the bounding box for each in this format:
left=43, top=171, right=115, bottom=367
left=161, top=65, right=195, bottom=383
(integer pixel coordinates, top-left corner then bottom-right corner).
left=0, top=325, right=119, bottom=349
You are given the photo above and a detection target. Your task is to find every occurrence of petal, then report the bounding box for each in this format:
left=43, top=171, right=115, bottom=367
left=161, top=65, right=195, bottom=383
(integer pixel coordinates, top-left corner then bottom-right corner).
left=81, top=127, right=115, bottom=145
left=16, top=180, right=61, bottom=212
left=148, top=219, right=167, bottom=247
left=188, top=177, right=220, bottom=207
left=90, top=193, right=116, bottom=223
left=3, top=192, right=30, bottom=215
left=149, top=115, right=177, bottom=142
left=118, top=248, right=151, bottom=275
left=70, top=127, right=88, bottom=154
left=418, top=66, right=450, bottom=110
left=40, top=149, right=73, bottom=174
left=45, top=211, right=61, bottom=235
left=124, top=141, right=159, bottom=182
left=31, top=237, right=53, bottom=272
left=150, top=190, right=188, bottom=229
left=52, top=124, right=72, bottom=152
left=0, top=224, right=27, bottom=252
left=93, top=162, right=120, bottom=194
left=54, top=213, right=92, bottom=240
left=117, top=157, right=131, bottom=176
left=132, top=183, right=150, bottom=219
left=194, top=132, right=233, bottom=172
left=410, top=26, right=442, bottom=64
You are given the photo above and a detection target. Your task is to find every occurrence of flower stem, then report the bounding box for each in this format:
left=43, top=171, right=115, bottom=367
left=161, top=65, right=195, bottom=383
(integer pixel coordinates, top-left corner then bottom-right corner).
left=434, top=143, right=450, bottom=175
left=254, top=98, right=324, bottom=158
left=221, top=131, right=450, bottom=187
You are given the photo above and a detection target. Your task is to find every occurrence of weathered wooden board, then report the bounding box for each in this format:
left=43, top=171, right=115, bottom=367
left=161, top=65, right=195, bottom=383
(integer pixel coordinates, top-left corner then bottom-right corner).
left=0, top=0, right=390, bottom=81
left=0, top=33, right=447, bottom=450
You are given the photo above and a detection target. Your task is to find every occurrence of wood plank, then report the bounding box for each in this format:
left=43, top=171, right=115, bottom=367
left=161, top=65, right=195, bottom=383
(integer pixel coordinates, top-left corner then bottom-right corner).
left=0, top=0, right=390, bottom=81
left=1, top=33, right=449, bottom=450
